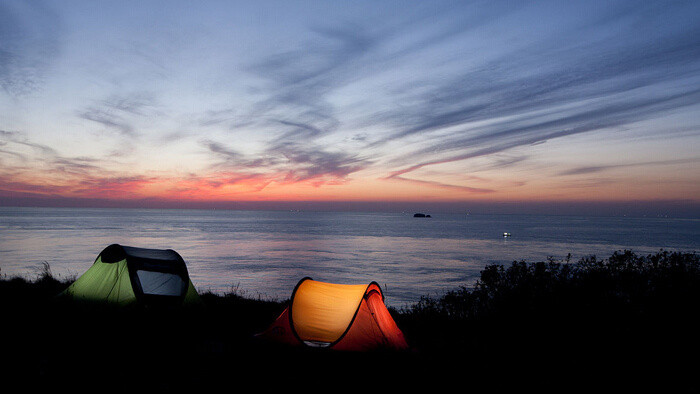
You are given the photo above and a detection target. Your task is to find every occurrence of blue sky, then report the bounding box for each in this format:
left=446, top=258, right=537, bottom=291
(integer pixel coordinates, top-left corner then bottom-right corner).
left=0, top=0, right=699, bottom=214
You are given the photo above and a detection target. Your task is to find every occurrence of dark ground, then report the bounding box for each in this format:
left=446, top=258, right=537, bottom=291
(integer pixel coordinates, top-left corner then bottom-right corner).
left=2, top=250, right=699, bottom=390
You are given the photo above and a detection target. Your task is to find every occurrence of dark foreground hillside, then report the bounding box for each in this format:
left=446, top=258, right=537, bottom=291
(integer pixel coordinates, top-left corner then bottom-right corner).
left=2, top=250, right=699, bottom=389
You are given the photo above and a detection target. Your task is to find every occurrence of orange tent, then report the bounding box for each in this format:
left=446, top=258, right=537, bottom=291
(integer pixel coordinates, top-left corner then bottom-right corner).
left=257, top=277, right=409, bottom=351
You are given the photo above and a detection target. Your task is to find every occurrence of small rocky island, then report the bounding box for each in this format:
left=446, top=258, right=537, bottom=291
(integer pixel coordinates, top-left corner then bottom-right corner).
left=413, top=213, right=431, bottom=218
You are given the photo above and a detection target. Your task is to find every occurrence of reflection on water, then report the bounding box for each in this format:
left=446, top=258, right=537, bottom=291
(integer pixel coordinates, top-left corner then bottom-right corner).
left=0, top=207, right=697, bottom=306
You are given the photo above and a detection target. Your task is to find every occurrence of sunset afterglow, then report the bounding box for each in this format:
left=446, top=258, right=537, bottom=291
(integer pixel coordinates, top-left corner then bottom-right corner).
left=1, top=1, right=699, bottom=214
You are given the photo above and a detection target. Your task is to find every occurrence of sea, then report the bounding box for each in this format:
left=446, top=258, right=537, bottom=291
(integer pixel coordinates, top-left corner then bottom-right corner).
left=0, top=207, right=698, bottom=307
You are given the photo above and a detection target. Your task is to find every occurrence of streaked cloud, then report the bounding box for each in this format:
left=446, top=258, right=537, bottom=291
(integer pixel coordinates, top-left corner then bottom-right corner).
left=558, top=158, right=700, bottom=176
left=76, top=93, right=159, bottom=136
left=0, top=1, right=60, bottom=96
left=0, top=0, right=698, bottom=210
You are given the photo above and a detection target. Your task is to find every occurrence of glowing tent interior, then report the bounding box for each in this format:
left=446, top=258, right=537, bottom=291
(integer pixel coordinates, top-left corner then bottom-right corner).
left=257, top=277, right=409, bottom=351
left=60, top=244, right=200, bottom=306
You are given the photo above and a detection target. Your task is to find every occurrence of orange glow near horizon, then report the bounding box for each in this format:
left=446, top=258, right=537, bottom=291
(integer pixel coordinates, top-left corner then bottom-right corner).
left=2, top=162, right=698, bottom=206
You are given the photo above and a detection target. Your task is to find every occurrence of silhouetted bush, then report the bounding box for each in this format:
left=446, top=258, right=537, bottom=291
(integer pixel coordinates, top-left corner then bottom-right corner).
left=397, top=249, right=700, bottom=366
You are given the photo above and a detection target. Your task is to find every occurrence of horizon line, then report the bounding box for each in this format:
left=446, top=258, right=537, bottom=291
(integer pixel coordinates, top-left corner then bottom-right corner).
left=1, top=195, right=699, bottom=218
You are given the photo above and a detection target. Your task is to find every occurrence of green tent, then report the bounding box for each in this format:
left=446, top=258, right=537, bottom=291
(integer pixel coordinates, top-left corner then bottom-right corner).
left=61, top=244, right=201, bottom=306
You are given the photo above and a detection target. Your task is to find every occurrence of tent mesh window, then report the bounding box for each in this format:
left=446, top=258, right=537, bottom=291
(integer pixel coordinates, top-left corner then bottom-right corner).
left=135, top=270, right=186, bottom=296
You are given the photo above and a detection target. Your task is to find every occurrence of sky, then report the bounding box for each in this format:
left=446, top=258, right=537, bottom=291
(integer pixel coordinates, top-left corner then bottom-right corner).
left=1, top=0, right=699, bottom=215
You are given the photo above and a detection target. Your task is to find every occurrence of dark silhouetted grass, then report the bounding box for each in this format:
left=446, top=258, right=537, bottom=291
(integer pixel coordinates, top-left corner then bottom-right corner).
left=2, top=249, right=698, bottom=388
left=395, top=249, right=700, bottom=382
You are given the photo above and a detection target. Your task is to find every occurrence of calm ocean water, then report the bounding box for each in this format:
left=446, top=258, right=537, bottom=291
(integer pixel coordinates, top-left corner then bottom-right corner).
left=0, top=207, right=698, bottom=306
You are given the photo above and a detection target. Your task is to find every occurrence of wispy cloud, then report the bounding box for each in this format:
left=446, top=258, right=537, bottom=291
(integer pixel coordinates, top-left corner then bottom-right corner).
left=1, top=1, right=698, bottom=206
left=71, top=175, right=156, bottom=196
left=0, top=1, right=60, bottom=96
left=76, top=93, right=158, bottom=136
left=170, top=172, right=275, bottom=195
left=200, top=139, right=281, bottom=169
left=375, top=18, right=700, bottom=176
left=389, top=87, right=700, bottom=178
left=77, top=108, right=135, bottom=136
left=51, top=157, right=102, bottom=176
left=200, top=138, right=371, bottom=187
left=0, top=129, right=57, bottom=156
left=185, top=1, right=700, bottom=199
left=558, top=158, right=700, bottom=176
left=236, top=23, right=382, bottom=147
left=377, top=3, right=700, bottom=142
left=0, top=130, right=150, bottom=198
left=389, top=175, right=495, bottom=194
left=197, top=108, right=238, bottom=127
left=273, top=143, right=371, bottom=186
